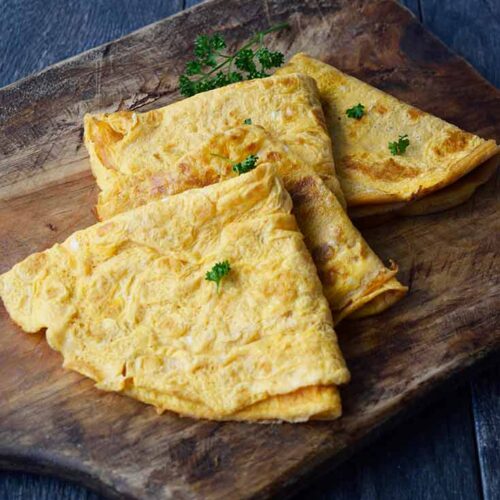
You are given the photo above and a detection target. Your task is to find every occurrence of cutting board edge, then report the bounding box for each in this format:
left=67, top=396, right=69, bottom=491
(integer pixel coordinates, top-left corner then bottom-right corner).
left=2, top=343, right=499, bottom=500
left=1, top=0, right=499, bottom=107
left=271, top=345, right=500, bottom=500
left=0, top=0, right=212, bottom=98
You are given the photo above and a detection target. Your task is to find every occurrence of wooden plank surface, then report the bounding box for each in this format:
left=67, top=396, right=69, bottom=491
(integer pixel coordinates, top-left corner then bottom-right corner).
left=415, top=2, right=500, bottom=499
left=0, top=0, right=498, bottom=500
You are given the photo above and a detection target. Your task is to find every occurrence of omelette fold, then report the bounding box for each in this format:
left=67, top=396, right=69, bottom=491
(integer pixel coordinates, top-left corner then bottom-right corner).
left=349, top=153, right=500, bottom=220
left=84, top=74, right=406, bottom=322
left=0, top=166, right=350, bottom=422
left=276, top=53, right=499, bottom=214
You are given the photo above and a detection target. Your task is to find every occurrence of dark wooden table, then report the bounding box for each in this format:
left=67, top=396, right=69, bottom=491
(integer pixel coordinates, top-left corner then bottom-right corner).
left=0, top=1, right=498, bottom=499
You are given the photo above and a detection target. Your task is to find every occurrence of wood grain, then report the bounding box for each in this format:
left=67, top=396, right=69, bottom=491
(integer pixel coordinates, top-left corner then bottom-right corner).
left=0, top=0, right=499, bottom=498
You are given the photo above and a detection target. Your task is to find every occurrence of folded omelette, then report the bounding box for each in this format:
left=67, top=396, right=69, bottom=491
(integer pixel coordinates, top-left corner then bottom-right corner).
left=84, top=74, right=406, bottom=322
left=276, top=53, right=499, bottom=214
left=0, top=166, right=350, bottom=422
left=349, top=153, right=500, bottom=220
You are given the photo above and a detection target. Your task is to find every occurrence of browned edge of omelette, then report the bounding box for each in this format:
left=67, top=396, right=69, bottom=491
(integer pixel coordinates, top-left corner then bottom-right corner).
left=276, top=53, right=498, bottom=209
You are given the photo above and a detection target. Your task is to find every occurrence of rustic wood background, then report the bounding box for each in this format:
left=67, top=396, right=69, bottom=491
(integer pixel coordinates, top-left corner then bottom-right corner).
left=0, top=0, right=498, bottom=499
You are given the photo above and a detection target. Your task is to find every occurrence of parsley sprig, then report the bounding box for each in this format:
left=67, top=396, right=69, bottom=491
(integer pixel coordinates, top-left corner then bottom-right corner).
left=388, top=134, right=410, bottom=155
left=205, top=260, right=231, bottom=292
left=179, top=23, right=289, bottom=97
left=232, top=154, right=259, bottom=175
left=346, top=103, right=365, bottom=119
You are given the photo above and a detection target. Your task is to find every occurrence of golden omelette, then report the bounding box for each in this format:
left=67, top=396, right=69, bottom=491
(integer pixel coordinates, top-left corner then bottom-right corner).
left=349, top=153, right=500, bottom=220
left=0, top=166, right=350, bottom=422
left=137, top=124, right=406, bottom=321
left=84, top=74, right=406, bottom=321
left=276, top=53, right=499, bottom=212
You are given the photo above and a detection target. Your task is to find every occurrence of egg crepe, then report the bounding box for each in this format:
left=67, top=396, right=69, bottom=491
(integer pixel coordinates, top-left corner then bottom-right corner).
left=349, top=153, right=500, bottom=221
left=84, top=73, right=345, bottom=219
left=136, top=124, right=407, bottom=322
left=276, top=53, right=499, bottom=211
left=0, top=165, right=350, bottom=422
left=84, top=75, right=406, bottom=321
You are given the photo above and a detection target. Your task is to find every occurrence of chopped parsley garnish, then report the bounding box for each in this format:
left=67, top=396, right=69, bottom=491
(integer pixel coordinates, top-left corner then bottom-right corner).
left=388, top=134, right=410, bottom=155
left=346, top=103, right=365, bottom=119
left=232, top=154, right=259, bottom=175
left=205, top=260, right=231, bottom=292
left=179, top=23, right=289, bottom=97
left=244, top=118, right=252, bottom=125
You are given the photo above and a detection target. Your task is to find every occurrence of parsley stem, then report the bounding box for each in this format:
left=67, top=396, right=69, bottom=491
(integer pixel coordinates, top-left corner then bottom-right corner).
left=180, top=22, right=289, bottom=97
left=259, top=22, right=290, bottom=35
left=194, top=22, right=289, bottom=80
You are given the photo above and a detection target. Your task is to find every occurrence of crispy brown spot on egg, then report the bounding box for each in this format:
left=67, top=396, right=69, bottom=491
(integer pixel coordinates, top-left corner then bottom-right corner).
left=182, top=169, right=219, bottom=190
left=407, top=108, right=423, bottom=120
left=227, top=128, right=245, bottom=140
left=245, top=141, right=260, bottom=154
left=266, top=151, right=282, bottom=162
left=177, top=162, right=191, bottom=175
left=262, top=78, right=274, bottom=90
left=278, top=76, right=297, bottom=87
left=381, top=159, right=419, bottom=181
left=433, top=130, right=473, bottom=157
left=342, top=156, right=419, bottom=181
left=374, top=104, right=388, bottom=115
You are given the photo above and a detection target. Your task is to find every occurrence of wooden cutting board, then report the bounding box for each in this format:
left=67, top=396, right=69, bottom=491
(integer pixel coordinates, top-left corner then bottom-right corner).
left=0, top=0, right=499, bottom=498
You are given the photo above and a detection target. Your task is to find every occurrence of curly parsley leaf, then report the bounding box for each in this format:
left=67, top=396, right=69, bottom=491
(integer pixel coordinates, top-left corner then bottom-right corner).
left=256, top=47, right=285, bottom=69
left=388, top=134, right=410, bottom=155
left=179, top=23, right=289, bottom=97
left=232, top=154, right=259, bottom=175
left=244, top=118, right=252, bottom=125
left=346, top=103, right=365, bottom=119
left=205, top=260, right=231, bottom=292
